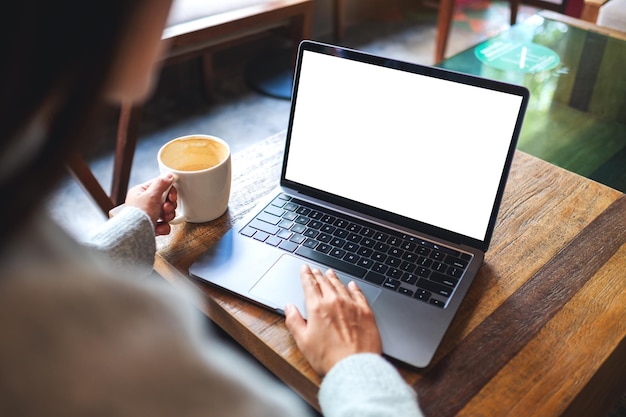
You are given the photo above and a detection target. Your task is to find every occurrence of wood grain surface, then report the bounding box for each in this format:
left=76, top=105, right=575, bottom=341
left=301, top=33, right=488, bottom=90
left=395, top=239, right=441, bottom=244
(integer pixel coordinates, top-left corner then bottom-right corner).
left=155, top=131, right=626, bottom=416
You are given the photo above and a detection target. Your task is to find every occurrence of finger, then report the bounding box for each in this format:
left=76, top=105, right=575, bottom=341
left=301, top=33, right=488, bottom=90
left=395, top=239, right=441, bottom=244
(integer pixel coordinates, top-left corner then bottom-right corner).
left=160, top=198, right=176, bottom=218
left=310, top=267, right=336, bottom=297
left=324, top=269, right=350, bottom=298
left=166, top=185, right=178, bottom=203
left=147, top=173, right=175, bottom=201
left=154, top=221, right=172, bottom=236
left=347, top=280, right=369, bottom=305
left=300, top=264, right=322, bottom=297
left=126, top=179, right=151, bottom=197
left=284, top=303, right=306, bottom=341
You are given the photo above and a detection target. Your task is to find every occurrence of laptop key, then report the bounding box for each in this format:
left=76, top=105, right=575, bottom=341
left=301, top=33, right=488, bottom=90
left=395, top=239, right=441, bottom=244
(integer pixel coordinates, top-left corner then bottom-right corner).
left=414, top=289, right=431, bottom=302
left=432, top=261, right=446, bottom=272
left=266, top=236, right=282, bottom=246
left=303, top=229, right=319, bottom=238
left=249, top=219, right=279, bottom=235
left=253, top=231, right=270, bottom=242
left=448, top=267, right=463, bottom=278
left=430, top=251, right=446, bottom=261
left=402, top=241, right=417, bottom=252
left=343, top=242, right=357, bottom=252
left=303, top=238, right=318, bottom=249
left=295, top=215, right=309, bottom=225
left=277, top=229, right=292, bottom=240
left=334, top=219, right=348, bottom=228
left=291, top=224, right=306, bottom=234
left=321, top=224, right=336, bottom=234
left=318, top=233, right=333, bottom=243
left=240, top=226, right=256, bottom=237
left=417, top=278, right=453, bottom=298
left=289, top=234, right=306, bottom=244
left=430, top=272, right=458, bottom=288
left=256, top=211, right=282, bottom=225
left=279, top=239, right=297, bottom=251
left=402, top=272, right=418, bottom=285
left=316, top=244, right=332, bottom=254
left=416, top=245, right=430, bottom=256
left=388, top=268, right=403, bottom=279
left=264, top=205, right=285, bottom=217
left=398, top=287, right=414, bottom=297
left=430, top=299, right=445, bottom=308
left=283, top=202, right=298, bottom=211
left=347, top=233, right=362, bottom=243
left=444, top=255, right=468, bottom=270
left=343, top=253, right=359, bottom=264
left=374, top=242, right=389, bottom=252
left=372, top=263, right=388, bottom=274
left=383, top=278, right=401, bottom=291
left=330, top=248, right=346, bottom=259
left=373, top=232, right=389, bottom=241
left=278, top=219, right=294, bottom=229
left=295, top=247, right=367, bottom=278
left=321, top=214, right=336, bottom=224
left=282, top=212, right=297, bottom=221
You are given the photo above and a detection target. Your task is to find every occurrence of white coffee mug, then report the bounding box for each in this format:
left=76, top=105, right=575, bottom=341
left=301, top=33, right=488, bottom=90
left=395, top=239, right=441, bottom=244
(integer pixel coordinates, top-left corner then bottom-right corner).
left=158, top=135, right=231, bottom=223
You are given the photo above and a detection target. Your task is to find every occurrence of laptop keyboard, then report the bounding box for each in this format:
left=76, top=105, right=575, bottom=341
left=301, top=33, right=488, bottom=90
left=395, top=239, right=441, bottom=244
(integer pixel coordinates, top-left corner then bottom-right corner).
left=240, top=194, right=472, bottom=308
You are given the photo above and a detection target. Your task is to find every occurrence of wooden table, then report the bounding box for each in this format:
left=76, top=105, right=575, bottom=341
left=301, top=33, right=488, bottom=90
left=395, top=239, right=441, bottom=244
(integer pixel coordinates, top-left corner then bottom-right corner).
left=155, top=131, right=626, bottom=416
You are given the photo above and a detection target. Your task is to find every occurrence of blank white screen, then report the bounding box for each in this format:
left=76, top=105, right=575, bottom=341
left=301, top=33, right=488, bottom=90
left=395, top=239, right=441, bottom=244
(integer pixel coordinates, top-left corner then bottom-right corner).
left=285, top=51, right=523, bottom=241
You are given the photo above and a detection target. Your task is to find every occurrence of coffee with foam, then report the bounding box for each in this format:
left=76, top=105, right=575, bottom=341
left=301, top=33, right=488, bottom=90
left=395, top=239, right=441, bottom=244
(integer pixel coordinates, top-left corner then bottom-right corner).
left=160, top=136, right=228, bottom=172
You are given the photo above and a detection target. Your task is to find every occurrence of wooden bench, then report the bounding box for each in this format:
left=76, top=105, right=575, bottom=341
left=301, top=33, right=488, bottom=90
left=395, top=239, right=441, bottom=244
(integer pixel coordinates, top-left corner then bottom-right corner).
left=68, top=0, right=314, bottom=214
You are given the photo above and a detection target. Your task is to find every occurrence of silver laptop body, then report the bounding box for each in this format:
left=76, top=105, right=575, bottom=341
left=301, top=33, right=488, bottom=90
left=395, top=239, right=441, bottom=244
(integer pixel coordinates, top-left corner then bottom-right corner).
left=189, top=40, right=529, bottom=368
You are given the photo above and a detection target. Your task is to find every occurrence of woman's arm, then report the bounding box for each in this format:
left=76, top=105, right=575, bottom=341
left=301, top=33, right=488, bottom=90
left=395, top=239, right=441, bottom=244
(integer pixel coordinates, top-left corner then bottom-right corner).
left=83, top=205, right=156, bottom=275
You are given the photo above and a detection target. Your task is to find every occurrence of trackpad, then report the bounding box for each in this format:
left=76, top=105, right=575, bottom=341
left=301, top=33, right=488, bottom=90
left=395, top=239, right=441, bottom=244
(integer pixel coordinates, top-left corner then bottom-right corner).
left=249, top=255, right=382, bottom=319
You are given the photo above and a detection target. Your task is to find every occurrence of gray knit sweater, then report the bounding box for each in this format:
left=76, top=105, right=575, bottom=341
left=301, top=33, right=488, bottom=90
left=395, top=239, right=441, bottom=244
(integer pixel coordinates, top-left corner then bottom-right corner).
left=0, top=207, right=422, bottom=417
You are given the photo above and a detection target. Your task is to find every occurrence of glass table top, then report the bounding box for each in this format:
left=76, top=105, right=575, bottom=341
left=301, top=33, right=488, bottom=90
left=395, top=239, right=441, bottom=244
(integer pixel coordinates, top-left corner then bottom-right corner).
left=438, top=12, right=626, bottom=193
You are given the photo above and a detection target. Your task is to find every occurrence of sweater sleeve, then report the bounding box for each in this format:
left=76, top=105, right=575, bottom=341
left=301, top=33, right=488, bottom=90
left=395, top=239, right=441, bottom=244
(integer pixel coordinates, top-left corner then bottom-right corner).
left=83, top=206, right=156, bottom=276
left=319, top=353, right=424, bottom=417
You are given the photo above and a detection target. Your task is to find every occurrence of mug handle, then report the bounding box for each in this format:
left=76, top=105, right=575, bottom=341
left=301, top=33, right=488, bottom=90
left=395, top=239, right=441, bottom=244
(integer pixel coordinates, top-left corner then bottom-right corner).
left=164, top=174, right=186, bottom=225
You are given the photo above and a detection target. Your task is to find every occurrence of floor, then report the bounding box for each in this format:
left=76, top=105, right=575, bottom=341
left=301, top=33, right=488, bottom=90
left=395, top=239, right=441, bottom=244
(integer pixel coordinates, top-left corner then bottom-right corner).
left=46, top=2, right=625, bottom=415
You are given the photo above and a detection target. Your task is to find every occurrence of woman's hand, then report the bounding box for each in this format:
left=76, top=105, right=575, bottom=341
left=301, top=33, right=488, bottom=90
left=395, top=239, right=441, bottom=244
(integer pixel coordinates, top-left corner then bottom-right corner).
left=125, top=173, right=177, bottom=235
left=284, top=264, right=382, bottom=376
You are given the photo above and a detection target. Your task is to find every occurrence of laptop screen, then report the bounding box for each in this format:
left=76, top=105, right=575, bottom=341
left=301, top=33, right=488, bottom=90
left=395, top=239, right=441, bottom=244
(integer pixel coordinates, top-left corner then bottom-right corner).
left=283, top=42, right=527, bottom=248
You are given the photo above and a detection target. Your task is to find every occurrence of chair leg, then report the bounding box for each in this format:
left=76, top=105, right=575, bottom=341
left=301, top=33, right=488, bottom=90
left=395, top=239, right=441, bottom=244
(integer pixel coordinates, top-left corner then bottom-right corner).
left=510, top=0, right=520, bottom=25
left=66, top=152, right=115, bottom=214
left=435, top=0, right=455, bottom=63
left=111, top=102, right=142, bottom=207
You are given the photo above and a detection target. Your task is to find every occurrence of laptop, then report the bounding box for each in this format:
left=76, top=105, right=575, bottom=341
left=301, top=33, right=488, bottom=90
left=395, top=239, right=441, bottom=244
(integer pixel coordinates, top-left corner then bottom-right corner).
left=189, top=40, right=529, bottom=368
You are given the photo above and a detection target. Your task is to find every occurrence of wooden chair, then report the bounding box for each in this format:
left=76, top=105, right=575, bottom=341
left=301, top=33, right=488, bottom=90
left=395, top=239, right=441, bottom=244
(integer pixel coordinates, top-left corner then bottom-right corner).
left=68, top=0, right=314, bottom=214
left=435, top=0, right=520, bottom=63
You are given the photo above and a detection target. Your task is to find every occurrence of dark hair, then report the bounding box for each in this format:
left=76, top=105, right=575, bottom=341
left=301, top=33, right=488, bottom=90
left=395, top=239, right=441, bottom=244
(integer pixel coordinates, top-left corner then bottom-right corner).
left=0, top=1, right=144, bottom=243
